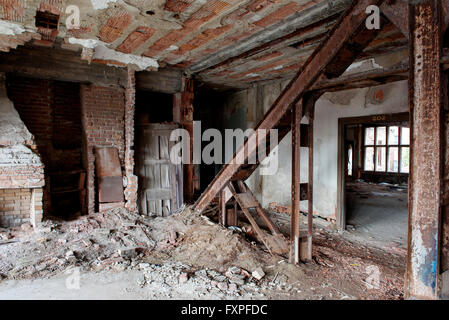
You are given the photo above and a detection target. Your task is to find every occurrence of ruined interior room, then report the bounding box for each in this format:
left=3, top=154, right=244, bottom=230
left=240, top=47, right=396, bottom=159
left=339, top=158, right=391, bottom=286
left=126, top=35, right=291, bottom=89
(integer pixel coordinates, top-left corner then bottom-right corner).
left=0, top=0, right=448, bottom=301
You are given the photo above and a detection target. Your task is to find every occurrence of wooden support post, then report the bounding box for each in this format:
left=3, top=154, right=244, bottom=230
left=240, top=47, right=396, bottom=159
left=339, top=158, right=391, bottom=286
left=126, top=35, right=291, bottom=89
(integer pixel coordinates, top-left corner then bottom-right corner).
left=291, top=100, right=302, bottom=264
left=180, top=77, right=195, bottom=203
left=307, top=104, right=315, bottom=262
left=405, top=0, right=442, bottom=300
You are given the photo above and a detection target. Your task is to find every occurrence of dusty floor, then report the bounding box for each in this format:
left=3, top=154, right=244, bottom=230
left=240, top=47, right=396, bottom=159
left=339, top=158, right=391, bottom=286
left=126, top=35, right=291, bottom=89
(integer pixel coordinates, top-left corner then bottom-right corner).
left=346, top=181, right=408, bottom=248
left=0, top=206, right=405, bottom=300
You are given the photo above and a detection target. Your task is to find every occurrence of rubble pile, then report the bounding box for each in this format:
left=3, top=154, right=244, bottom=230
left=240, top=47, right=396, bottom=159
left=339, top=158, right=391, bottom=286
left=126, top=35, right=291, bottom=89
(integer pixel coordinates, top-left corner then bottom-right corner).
left=0, top=206, right=406, bottom=300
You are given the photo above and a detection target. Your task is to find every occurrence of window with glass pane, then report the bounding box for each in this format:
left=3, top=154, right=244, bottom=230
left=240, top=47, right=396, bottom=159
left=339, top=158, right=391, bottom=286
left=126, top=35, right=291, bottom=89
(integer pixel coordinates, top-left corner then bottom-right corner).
left=365, top=127, right=375, bottom=145
left=388, top=147, right=399, bottom=172
left=363, top=124, right=409, bottom=174
left=376, top=127, right=386, bottom=145
left=365, top=147, right=375, bottom=171
left=388, top=126, right=399, bottom=145
left=400, top=147, right=409, bottom=173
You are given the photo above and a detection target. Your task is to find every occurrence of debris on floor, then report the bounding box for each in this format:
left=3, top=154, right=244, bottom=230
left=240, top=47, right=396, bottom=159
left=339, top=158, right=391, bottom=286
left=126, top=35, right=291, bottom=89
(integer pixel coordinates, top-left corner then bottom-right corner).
left=0, top=206, right=405, bottom=300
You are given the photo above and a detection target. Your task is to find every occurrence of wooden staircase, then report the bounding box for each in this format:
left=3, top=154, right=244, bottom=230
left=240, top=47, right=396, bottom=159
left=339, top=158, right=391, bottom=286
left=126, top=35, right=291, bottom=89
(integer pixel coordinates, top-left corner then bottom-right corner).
left=193, top=0, right=387, bottom=257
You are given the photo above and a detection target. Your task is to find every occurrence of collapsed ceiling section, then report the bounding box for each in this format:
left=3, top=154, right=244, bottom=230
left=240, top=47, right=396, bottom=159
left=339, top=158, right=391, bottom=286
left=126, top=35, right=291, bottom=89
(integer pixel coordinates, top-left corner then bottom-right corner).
left=0, top=0, right=408, bottom=87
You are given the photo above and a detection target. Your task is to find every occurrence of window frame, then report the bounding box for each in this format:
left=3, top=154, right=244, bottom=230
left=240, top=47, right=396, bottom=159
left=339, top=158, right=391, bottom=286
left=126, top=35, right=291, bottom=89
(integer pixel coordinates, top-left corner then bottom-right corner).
left=363, top=124, right=410, bottom=174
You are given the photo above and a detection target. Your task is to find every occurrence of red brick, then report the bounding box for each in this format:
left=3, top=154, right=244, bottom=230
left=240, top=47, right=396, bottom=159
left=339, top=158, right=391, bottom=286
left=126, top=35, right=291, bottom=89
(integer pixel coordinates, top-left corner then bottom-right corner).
left=144, top=0, right=229, bottom=56
left=176, top=24, right=232, bottom=55
left=117, top=26, right=156, bottom=53
left=98, top=12, right=132, bottom=43
left=0, top=0, right=25, bottom=21
left=164, top=0, right=194, bottom=13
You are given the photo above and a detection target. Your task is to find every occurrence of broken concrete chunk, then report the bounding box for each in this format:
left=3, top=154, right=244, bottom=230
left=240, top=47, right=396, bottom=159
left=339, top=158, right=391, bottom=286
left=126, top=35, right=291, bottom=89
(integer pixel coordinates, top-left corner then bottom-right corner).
left=139, top=263, right=150, bottom=269
left=179, top=272, right=189, bottom=284
left=94, top=228, right=111, bottom=235
left=37, top=226, right=52, bottom=233
left=252, top=267, right=265, bottom=280
left=228, top=283, right=238, bottom=291
left=65, top=250, right=74, bottom=257
left=118, top=247, right=138, bottom=259
left=217, top=282, right=228, bottom=291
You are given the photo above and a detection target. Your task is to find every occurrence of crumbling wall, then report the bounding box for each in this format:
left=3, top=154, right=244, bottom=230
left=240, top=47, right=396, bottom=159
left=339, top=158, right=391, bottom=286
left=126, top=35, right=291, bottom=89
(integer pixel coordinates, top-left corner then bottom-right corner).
left=0, top=72, right=44, bottom=227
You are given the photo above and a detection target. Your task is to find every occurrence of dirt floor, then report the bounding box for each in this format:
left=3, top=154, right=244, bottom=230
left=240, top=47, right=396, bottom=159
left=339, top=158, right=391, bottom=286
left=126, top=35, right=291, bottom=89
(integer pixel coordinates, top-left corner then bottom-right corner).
left=0, top=206, right=406, bottom=300
left=346, top=181, right=408, bottom=248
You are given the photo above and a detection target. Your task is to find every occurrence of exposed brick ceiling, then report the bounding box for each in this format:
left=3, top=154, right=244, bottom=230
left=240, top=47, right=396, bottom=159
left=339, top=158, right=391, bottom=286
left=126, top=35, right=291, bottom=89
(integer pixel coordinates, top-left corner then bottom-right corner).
left=0, top=0, right=408, bottom=88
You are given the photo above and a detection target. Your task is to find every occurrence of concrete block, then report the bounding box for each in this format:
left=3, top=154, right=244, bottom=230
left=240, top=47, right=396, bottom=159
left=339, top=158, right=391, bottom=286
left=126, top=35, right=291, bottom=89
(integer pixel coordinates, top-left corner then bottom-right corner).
left=252, top=267, right=265, bottom=280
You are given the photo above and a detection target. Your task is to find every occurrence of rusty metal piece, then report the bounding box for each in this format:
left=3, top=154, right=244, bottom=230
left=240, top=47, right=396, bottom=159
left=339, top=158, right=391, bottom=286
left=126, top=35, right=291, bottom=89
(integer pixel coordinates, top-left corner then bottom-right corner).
left=405, top=0, right=442, bottom=300
left=95, top=147, right=124, bottom=203
left=193, top=0, right=386, bottom=213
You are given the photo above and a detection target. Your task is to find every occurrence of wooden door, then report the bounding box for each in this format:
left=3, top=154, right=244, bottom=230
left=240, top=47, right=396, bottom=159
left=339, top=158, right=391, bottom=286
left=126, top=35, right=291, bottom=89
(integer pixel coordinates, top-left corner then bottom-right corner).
left=136, top=123, right=182, bottom=216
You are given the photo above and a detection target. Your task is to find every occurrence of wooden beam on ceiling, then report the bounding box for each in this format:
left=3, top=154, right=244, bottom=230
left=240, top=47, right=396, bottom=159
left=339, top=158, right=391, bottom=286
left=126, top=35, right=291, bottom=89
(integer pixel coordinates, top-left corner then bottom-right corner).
left=0, top=45, right=127, bottom=87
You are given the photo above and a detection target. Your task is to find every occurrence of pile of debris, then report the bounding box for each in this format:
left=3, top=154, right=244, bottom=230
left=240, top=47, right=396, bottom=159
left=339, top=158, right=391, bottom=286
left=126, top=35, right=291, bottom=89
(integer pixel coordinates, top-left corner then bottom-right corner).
left=0, top=206, right=406, bottom=300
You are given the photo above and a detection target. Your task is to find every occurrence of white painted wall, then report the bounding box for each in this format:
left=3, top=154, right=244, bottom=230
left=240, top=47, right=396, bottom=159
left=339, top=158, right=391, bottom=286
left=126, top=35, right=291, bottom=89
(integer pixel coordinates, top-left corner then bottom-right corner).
left=248, top=79, right=409, bottom=218
left=312, top=80, right=409, bottom=218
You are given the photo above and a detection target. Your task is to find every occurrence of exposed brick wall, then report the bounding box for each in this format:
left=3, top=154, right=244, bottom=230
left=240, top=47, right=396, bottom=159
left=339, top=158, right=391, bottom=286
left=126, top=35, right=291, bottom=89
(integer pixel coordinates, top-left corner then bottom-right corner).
left=0, top=188, right=43, bottom=228
left=80, top=84, right=126, bottom=214
left=6, top=76, right=83, bottom=169
left=6, top=76, right=53, bottom=163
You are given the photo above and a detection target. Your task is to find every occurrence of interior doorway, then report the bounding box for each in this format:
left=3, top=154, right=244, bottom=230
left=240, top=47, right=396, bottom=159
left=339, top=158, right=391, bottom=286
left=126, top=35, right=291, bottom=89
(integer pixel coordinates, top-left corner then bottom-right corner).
left=337, top=113, right=409, bottom=248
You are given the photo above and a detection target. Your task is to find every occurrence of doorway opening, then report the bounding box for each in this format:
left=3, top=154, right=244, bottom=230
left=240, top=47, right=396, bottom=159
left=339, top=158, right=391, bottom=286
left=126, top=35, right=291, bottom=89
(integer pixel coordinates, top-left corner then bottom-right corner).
left=338, top=113, right=409, bottom=248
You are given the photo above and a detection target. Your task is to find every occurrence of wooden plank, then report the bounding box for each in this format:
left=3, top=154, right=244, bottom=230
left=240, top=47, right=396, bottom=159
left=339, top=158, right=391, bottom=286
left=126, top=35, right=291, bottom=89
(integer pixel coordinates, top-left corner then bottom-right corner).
left=234, top=193, right=259, bottom=209
left=310, top=62, right=408, bottom=93
left=136, top=68, right=182, bottom=94
left=236, top=180, right=284, bottom=236
left=144, top=188, right=171, bottom=200
left=193, top=0, right=386, bottom=213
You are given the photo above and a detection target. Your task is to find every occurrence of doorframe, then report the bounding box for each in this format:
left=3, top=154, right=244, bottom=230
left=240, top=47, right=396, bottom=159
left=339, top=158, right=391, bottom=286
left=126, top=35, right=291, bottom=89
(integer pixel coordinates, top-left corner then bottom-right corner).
left=336, top=112, right=409, bottom=231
